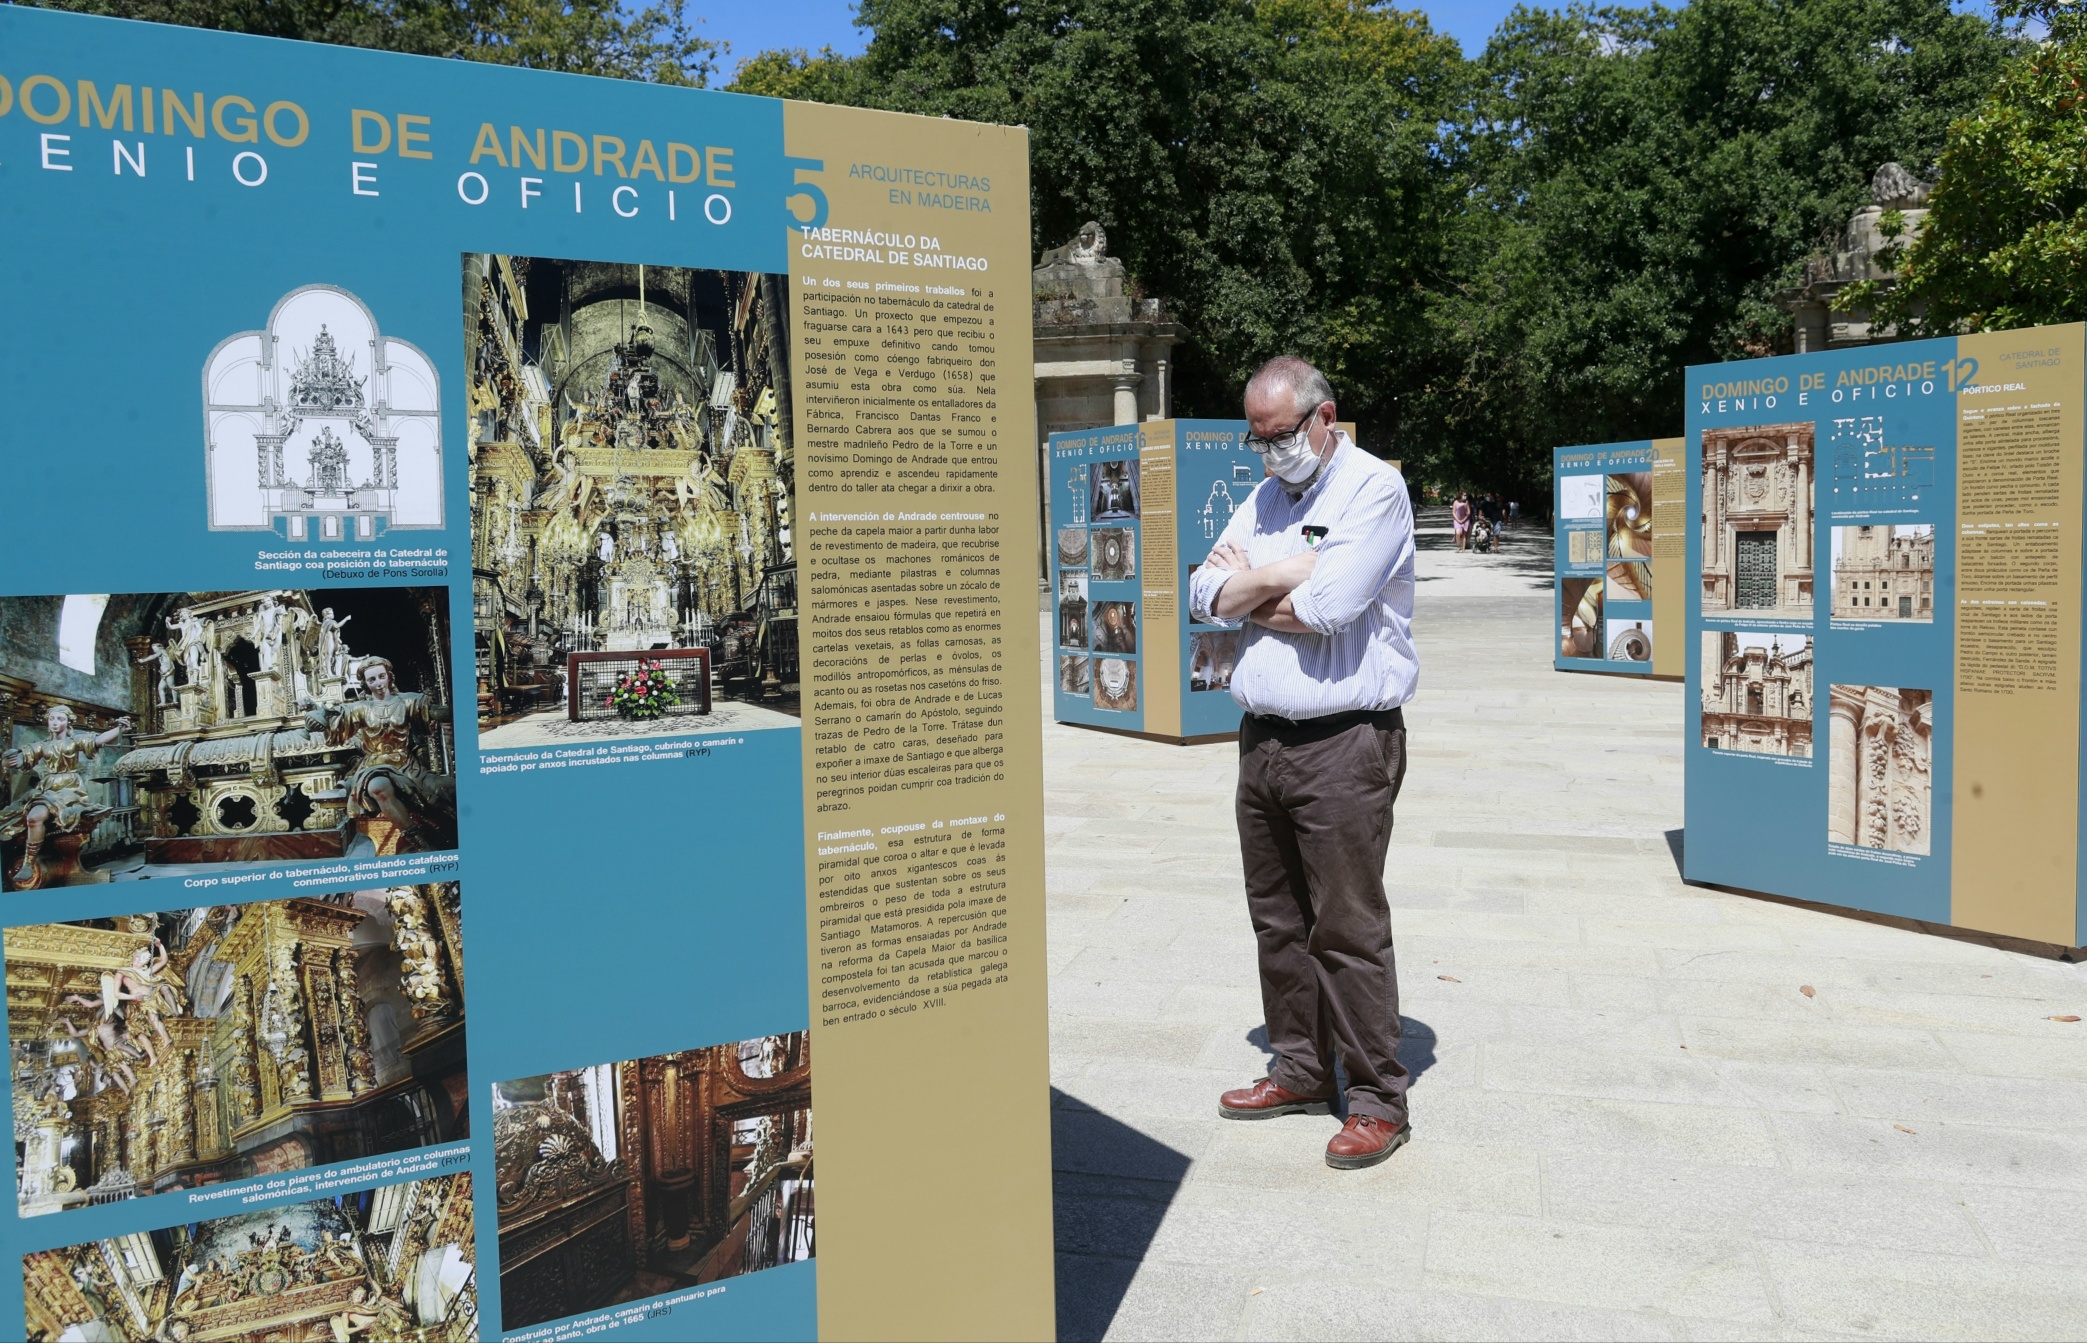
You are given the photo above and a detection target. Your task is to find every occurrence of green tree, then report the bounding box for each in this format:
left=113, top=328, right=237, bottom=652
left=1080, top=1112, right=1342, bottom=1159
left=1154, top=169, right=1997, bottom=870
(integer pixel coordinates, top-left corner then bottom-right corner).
left=732, top=0, right=1471, bottom=445
left=1417, top=0, right=2012, bottom=497
left=1856, top=0, right=2087, bottom=333
left=8, top=0, right=720, bottom=83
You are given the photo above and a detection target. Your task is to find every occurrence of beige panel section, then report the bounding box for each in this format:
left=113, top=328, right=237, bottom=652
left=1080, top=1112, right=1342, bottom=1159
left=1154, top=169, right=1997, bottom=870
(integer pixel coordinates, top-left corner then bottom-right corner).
left=1952, top=324, right=2086, bottom=944
left=783, top=102, right=1053, bottom=1339
left=1139, top=422, right=1181, bottom=736
left=1650, top=437, right=1686, bottom=678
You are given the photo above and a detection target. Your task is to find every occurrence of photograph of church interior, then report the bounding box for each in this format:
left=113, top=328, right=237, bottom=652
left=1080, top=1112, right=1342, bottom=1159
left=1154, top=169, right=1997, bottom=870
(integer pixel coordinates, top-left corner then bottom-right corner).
left=466, top=254, right=800, bottom=751
left=20, top=1171, right=476, bottom=1342
left=1700, top=632, right=1814, bottom=758
left=491, top=1032, right=811, bottom=1331
left=0, top=588, right=456, bottom=892
left=8, top=884, right=467, bottom=1218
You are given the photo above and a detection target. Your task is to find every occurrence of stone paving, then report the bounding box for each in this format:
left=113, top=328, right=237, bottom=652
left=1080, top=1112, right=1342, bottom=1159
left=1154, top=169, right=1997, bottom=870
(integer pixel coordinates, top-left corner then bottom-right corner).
left=1044, top=510, right=2087, bottom=1342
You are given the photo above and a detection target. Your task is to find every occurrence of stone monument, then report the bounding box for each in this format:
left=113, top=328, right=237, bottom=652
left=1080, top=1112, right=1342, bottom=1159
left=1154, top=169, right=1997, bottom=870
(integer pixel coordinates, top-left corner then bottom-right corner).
left=1778, top=163, right=1933, bottom=352
left=1032, top=223, right=1187, bottom=572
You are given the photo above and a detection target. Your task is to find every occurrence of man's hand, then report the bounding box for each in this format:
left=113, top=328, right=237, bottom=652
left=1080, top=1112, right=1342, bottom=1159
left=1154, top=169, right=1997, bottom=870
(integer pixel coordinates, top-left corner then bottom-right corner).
left=1248, top=595, right=1314, bottom=633
left=1208, top=540, right=1251, bottom=572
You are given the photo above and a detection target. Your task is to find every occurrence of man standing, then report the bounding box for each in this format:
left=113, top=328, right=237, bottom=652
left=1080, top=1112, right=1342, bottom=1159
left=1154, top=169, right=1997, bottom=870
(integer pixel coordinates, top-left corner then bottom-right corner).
left=1189, top=356, right=1418, bottom=1169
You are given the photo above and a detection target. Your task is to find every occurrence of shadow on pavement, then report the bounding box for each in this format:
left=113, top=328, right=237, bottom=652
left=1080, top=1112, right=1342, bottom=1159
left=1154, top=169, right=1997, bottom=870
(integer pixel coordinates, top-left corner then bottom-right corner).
left=1052, top=1087, right=1193, bottom=1342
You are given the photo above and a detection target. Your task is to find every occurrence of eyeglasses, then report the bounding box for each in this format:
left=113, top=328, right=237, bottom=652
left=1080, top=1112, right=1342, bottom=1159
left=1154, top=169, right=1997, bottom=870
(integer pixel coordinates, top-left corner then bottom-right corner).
left=1243, top=403, right=1328, bottom=454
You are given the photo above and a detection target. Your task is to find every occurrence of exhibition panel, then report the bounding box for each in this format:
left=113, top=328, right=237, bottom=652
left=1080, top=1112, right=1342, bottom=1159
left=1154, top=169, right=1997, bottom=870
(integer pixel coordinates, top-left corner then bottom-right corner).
left=1684, top=325, right=2087, bottom=948
left=0, top=8, right=1053, bottom=1340
left=1552, top=440, right=1682, bottom=677
left=1049, top=420, right=1263, bottom=741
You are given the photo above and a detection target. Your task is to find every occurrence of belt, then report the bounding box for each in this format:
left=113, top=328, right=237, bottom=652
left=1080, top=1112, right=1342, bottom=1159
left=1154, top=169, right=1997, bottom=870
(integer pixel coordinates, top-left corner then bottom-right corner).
left=1245, top=705, right=1404, bottom=735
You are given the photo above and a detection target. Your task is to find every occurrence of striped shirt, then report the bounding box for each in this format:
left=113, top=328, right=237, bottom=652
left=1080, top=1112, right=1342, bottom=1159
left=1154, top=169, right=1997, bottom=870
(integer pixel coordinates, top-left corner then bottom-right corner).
left=1188, top=433, right=1418, bottom=720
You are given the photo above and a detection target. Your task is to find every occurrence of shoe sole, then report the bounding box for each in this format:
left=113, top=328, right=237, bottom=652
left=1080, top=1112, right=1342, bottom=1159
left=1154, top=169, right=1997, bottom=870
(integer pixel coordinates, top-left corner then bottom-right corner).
left=1325, top=1124, right=1412, bottom=1169
left=1218, top=1099, right=1332, bottom=1121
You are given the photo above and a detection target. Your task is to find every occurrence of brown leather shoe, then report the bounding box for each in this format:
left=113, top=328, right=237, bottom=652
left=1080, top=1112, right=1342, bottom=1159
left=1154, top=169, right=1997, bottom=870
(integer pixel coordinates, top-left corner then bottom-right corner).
left=1217, top=1078, right=1333, bottom=1120
left=1325, top=1114, right=1410, bottom=1169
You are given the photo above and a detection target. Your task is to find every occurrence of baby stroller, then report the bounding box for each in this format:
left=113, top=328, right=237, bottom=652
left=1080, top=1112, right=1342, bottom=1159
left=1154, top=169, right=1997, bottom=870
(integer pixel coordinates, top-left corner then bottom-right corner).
left=1471, top=515, right=1497, bottom=554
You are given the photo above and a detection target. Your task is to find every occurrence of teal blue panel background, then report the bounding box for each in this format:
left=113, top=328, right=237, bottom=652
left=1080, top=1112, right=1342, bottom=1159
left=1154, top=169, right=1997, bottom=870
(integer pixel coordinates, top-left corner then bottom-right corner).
left=0, top=9, right=812, bottom=1339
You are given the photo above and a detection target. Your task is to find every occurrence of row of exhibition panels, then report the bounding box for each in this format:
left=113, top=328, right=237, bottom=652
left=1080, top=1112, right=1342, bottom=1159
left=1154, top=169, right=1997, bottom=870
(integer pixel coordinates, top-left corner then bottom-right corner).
left=1557, top=324, right=2087, bottom=951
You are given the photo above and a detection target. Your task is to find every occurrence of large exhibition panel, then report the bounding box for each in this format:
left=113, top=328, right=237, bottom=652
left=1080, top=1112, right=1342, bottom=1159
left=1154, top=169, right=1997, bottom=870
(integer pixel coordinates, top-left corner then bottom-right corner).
left=1685, top=325, right=2087, bottom=948
left=0, top=9, right=1055, bottom=1340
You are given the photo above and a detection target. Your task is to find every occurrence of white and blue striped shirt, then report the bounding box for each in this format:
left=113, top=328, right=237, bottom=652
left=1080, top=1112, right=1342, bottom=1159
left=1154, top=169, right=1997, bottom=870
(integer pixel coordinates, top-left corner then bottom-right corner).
left=1188, top=433, right=1418, bottom=720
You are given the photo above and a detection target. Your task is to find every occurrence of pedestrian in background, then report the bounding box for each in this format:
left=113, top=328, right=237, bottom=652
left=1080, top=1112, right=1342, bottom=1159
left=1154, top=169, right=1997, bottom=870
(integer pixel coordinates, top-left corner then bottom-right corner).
left=1189, top=355, right=1419, bottom=1170
left=1452, top=492, right=1472, bottom=550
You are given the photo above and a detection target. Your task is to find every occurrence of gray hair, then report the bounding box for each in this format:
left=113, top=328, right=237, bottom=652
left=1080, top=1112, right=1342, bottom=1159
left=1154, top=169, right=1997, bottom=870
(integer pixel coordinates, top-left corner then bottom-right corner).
left=1246, top=356, right=1335, bottom=417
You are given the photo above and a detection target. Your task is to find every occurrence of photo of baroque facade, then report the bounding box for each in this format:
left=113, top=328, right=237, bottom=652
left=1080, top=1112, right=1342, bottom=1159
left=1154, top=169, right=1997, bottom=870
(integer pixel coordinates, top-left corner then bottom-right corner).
left=492, top=1033, right=811, bottom=1332
left=1701, top=423, right=1815, bottom=618
left=21, top=1172, right=476, bottom=1342
left=1831, top=524, right=1935, bottom=621
left=1700, top=632, right=1814, bottom=757
left=1829, top=685, right=1933, bottom=854
left=0, top=589, right=455, bottom=891
left=7, top=885, right=467, bottom=1219
left=467, top=255, right=799, bottom=749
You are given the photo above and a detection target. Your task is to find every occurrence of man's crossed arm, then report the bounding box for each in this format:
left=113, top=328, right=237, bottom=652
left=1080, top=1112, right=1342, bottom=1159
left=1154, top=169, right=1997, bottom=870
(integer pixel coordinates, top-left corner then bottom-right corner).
left=1206, top=542, right=1316, bottom=634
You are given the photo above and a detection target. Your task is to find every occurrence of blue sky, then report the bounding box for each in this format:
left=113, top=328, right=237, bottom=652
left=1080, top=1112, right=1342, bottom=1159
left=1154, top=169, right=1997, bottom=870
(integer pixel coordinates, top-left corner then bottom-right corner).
left=699, top=0, right=2012, bottom=78
left=701, top=0, right=1528, bottom=73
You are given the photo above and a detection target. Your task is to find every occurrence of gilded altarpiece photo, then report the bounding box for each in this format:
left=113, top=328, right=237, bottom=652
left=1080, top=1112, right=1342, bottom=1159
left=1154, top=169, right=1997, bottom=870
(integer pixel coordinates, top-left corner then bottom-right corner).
left=0, top=588, right=457, bottom=892
left=467, top=256, right=801, bottom=751
left=6, top=885, right=467, bottom=1219
left=20, top=1171, right=476, bottom=1342
left=491, top=1033, right=812, bottom=1332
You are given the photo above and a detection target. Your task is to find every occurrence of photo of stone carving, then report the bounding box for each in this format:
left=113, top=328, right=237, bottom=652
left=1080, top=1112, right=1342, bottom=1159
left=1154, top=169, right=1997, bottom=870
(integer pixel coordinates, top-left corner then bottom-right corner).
left=1059, top=601, right=1089, bottom=650
left=1056, top=527, right=1089, bottom=567
left=1092, top=601, right=1138, bottom=655
left=1568, top=529, right=1603, bottom=565
left=1828, top=685, right=1932, bottom=854
left=5, top=884, right=467, bottom=1219
left=1190, top=633, right=1241, bottom=691
left=1607, top=472, right=1654, bottom=560
left=21, top=1170, right=477, bottom=1341
left=0, top=588, right=456, bottom=891
left=1559, top=578, right=1601, bottom=658
left=492, top=1033, right=811, bottom=1332
left=1831, top=524, right=1934, bottom=621
left=1091, top=459, right=1139, bottom=520
left=205, top=284, right=443, bottom=537
left=468, top=255, right=800, bottom=752
left=1701, top=423, right=1815, bottom=618
left=1059, top=655, right=1092, bottom=695
left=1093, top=657, right=1138, bottom=712
left=1607, top=619, right=1653, bottom=662
left=1700, top=632, right=1813, bottom=757
left=1559, top=473, right=1604, bottom=520
left=1606, top=561, right=1653, bottom=603
left=1093, top=528, right=1137, bottom=582
left=1059, top=570, right=1088, bottom=603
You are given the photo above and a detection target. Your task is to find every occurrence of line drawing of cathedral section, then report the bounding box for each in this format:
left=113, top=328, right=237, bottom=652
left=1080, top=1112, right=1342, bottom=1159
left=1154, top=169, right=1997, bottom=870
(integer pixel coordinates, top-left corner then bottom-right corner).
left=6, top=885, right=468, bottom=1221
left=0, top=588, right=456, bottom=891
left=1700, top=423, right=1815, bottom=620
left=1700, top=631, right=1814, bottom=758
left=204, top=285, right=443, bottom=539
left=21, top=1171, right=478, bottom=1342
left=492, top=1032, right=812, bottom=1332
left=1831, top=524, right=1935, bottom=621
left=1829, top=685, right=1933, bottom=855
left=466, top=255, right=801, bottom=752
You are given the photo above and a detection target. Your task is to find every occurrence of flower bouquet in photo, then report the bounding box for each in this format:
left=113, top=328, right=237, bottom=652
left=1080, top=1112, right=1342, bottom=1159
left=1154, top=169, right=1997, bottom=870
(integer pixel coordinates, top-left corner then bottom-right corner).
left=608, top=660, right=679, bottom=720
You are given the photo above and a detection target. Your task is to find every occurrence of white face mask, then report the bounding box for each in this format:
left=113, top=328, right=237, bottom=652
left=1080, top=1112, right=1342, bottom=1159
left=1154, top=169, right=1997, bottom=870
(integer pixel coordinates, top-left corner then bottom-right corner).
left=1263, top=429, right=1324, bottom=486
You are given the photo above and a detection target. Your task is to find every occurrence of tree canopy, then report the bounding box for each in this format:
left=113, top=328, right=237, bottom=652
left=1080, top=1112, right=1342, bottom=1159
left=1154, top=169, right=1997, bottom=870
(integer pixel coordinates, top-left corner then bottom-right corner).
left=1854, top=0, right=2087, bottom=335
left=12, top=0, right=2036, bottom=492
